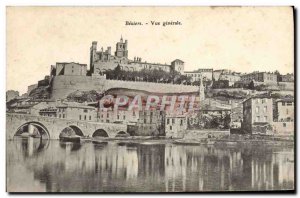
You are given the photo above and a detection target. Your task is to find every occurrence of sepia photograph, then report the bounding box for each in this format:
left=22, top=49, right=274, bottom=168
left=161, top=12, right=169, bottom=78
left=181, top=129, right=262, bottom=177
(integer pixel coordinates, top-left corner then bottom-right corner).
left=6, top=6, right=295, bottom=192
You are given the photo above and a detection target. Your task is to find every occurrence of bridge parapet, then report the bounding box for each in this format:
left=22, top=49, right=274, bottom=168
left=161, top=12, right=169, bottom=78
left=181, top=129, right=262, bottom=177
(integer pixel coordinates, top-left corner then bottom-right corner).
left=6, top=113, right=127, bottom=139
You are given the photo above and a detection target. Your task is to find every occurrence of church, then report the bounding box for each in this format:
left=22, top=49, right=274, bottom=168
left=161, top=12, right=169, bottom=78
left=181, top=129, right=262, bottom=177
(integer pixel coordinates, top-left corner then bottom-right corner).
left=89, top=36, right=185, bottom=75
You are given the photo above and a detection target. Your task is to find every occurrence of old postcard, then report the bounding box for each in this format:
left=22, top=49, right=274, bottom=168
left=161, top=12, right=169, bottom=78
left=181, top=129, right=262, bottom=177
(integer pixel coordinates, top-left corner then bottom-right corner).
left=6, top=6, right=294, bottom=192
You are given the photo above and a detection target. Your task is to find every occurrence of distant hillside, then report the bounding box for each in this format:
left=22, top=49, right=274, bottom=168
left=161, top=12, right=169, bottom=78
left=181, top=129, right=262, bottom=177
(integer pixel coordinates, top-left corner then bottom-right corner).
left=29, top=86, right=51, bottom=99
left=67, top=90, right=103, bottom=102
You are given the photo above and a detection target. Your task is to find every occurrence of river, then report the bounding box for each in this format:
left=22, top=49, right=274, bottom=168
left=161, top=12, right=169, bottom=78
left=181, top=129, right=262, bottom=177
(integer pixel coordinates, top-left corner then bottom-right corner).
left=6, top=137, right=294, bottom=192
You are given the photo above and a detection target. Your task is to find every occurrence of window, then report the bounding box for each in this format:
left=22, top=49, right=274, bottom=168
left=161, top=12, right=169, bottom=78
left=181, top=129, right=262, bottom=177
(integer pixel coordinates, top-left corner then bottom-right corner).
left=84, top=109, right=88, bottom=113
left=84, top=115, right=86, bottom=120
left=106, top=120, right=109, bottom=123
left=282, top=102, right=286, bottom=106
left=117, top=115, right=120, bottom=119
left=101, top=114, right=103, bottom=118
left=255, top=106, right=260, bottom=113
left=59, top=114, right=61, bottom=118
left=256, top=116, right=260, bottom=122
left=133, top=111, right=136, bottom=116
left=286, top=109, right=289, bottom=114
left=262, top=99, right=265, bottom=104
left=283, top=123, right=286, bottom=127
left=167, top=118, right=169, bottom=125
left=170, top=126, right=172, bottom=130
left=263, top=106, right=267, bottom=113
left=107, top=113, right=109, bottom=118
left=180, top=119, right=183, bottom=126
left=79, top=115, right=81, bottom=120
left=150, top=118, right=152, bottom=124
left=287, top=102, right=293, bottom=106
left=123, top=115, right=126, bottom=120
left=264, top=116, right=267, bottom=122
left=144, top=119, right=146, bottom=124
left=172, top=118, right=175, bottom=124
left=63, top=114, right=65, bottom=118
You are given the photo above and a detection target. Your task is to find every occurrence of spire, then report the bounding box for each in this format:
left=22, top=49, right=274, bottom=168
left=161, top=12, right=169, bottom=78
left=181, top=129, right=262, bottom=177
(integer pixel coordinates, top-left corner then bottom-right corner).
left=199, top=74, right=205, bottom=102
left=120, top=35, right=123, bottom=42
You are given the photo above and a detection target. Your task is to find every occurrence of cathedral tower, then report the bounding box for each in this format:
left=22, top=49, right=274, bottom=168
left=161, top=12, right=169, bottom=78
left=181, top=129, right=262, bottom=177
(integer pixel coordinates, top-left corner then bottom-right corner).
left=115, top=36, right=128, bottom=58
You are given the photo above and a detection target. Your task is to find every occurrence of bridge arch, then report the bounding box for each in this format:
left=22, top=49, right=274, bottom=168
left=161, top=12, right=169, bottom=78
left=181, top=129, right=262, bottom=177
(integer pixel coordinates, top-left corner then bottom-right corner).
left=92, top=129, right=109, bottom=138
left=115, top=131, right=129, bottom=137
left=69, top=125, right=84, bottom=136
left=14, top=121, right=50, bottom=139
left=60, top=125, right=84, bottom=137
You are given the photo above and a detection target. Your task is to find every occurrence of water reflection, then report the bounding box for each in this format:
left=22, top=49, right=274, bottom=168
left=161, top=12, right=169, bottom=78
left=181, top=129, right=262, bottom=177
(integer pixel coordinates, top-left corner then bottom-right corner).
left=7, top=139, right=294, bottom=192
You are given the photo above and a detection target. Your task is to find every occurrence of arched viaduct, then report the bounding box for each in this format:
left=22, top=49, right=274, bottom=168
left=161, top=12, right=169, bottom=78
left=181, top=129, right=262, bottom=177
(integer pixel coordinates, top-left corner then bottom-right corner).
left=6, top=113, right=127, bottom=140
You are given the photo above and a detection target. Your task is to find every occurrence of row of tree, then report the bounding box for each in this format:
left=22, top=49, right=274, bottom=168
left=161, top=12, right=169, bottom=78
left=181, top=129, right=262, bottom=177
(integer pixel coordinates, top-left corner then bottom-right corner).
left=105, top=65, right=193, bottom=84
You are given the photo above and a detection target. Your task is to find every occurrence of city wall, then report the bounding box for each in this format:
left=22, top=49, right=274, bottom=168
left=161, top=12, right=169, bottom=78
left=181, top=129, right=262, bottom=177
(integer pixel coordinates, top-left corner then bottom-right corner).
left=51, top=75, right=199, bottom=99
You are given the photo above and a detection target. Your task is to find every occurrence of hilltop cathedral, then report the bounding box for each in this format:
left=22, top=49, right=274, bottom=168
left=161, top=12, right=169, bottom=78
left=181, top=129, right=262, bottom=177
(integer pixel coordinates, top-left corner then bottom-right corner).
left=89, top=36, right=185, bottom=75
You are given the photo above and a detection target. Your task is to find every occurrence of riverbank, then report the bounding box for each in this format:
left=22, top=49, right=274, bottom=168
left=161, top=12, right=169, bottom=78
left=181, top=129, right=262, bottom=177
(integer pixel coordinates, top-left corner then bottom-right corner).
left=90, top=134, right=294, bottom=147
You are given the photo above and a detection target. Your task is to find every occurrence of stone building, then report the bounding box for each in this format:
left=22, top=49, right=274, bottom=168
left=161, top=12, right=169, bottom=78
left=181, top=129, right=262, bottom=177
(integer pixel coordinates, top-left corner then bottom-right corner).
left=98, top=107, right=139, bottom=124
left=7, top=98, right=55, bottom=115
left=279, top=73, right=294, bottom=82
left=276, top=99, right=294, bottom=122
left=136, top=110, right=165, bottom=136
left=218, top=73, right=241, bottom=86
left=272, top=98, right=294, bottom=136
left=89, top=37, right=185, bottom=75
left=56, top=102, right=96, bottom=121
left=39, top=107, right=58, bottom=117
left=241, top=72, right=277, bottom=84
left=242, top=97, right=274, bottom=134
left=165, top=115, right=187, bottom=138
left=213, top=69, right=232, bottom=80
left=184, top=68, right=213, bottom=82
left=53, top=62, right=87, bottom=76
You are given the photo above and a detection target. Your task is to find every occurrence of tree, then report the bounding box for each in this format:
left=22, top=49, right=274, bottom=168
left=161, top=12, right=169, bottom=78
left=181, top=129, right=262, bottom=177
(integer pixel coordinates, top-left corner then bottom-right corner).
left=248, top=81, right=255, bottom=90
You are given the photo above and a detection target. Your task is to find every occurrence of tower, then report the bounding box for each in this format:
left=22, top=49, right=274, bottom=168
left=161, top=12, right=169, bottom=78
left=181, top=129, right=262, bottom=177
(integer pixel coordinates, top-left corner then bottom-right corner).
left=90, top=41, right=98, bottom=73
left=115, top=36, right=128, bottom=58
left=171, top=59, right=185, bottom=74
left=199, top=75, right=205, bottom=102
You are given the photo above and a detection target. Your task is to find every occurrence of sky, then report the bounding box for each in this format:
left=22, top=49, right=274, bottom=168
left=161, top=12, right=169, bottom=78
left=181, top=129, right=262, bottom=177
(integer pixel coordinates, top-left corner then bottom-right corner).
left=7, top=7, right=294, bottom=94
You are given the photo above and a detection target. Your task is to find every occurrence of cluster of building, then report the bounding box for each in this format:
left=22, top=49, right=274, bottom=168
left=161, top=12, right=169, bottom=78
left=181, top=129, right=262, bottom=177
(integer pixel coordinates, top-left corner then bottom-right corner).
left=242, top=97, right=294, bottom=136
left=89, top=37, right=185, bottom=75
left=20, top=38, right=291, bottom=88
left=8, top=37, right=291, bottom=102
left=6, top=86, right=294, bottom=138
left=184, top=69, right=294, bottom=88
left=6, top=37, right=294, bottom=138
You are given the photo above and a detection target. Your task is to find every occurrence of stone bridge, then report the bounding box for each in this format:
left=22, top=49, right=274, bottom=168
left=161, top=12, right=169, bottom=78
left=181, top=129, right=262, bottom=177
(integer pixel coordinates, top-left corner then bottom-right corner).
left=6, top=113, right=128, bottom=139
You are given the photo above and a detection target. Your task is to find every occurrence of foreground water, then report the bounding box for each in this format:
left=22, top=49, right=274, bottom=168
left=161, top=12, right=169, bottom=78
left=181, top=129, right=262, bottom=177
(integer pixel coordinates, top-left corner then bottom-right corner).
left=7, top=138, right=294, bottom=192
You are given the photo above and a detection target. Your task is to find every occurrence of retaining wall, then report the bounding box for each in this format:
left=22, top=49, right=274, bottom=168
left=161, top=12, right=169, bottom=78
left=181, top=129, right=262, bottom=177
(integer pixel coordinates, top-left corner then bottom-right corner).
left=51, top=75, right=199, bottom=99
